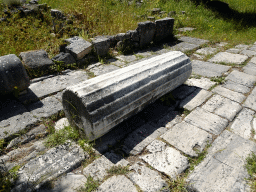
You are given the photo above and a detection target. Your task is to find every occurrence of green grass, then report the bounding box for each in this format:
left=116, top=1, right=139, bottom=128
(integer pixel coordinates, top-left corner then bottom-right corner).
left=106, top=165, right=130, bottom=176
left=246, top=152, right=256, bottom=191
left=1, top=0, right=256, bottom=61
left=77, top=175, right=100, bottom=192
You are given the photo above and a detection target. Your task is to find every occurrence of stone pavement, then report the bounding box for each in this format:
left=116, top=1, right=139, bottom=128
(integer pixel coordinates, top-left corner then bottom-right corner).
left=1, top=33, right=256, bottom=192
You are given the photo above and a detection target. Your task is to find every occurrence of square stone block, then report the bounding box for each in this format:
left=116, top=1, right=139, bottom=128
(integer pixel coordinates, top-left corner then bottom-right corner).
left=208, top=52, right=248, bottom=65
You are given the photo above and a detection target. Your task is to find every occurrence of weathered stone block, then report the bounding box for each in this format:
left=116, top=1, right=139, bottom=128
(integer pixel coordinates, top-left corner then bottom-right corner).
left=92, top=36, right=111, bottom=57
left=154, top=17, right=174, bottom=42
left=65, top=36, right=92, bottom=60
left=0, top=54, right=30, bottom=95
left=52, top=52, right=76, bottom=65
left=136, top=21, right=156, bottom=47
left=62, top=51, right=192, bottom=140
left=19, top=49, right=54, bottom=70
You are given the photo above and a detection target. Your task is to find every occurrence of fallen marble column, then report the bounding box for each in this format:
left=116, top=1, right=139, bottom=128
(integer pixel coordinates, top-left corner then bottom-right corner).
left=62, top=51, right=192, bottom=140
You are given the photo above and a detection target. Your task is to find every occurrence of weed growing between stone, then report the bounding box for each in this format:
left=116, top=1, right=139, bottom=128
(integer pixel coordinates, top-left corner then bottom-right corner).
left=0, top=165, right=20, bottom=191
left=77, top=175, right=100, bottom=192
left=44, top=125, right=80, bottom=148
left=106, top=165, right=130, bottom=176
left=246, top=152, right=256, bottom=190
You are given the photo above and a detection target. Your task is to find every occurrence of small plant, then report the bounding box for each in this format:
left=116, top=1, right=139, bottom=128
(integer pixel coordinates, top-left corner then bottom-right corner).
left=0, top=139, right=5, bottom=153
left=78, top=175, right=100, bottom=192
left=106, top=165, right=129, bottom=176
left=246, top=152, right=256, bottom=190
left=210, top=76, right=225, bottom=85
left=182, top=109, right=191, bottom=116
left=167, top=175, right=188, bottom=192
left=0, top=165, right=20, bottom=191
left=44, top=125, right=80, bottom=148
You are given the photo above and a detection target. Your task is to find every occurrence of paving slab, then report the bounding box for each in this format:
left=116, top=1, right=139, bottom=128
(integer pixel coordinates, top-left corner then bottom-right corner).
left=212, top=85, right=246, bottom=103
left=249, top=45, right=256, bottom=52
left=196, top=47, right=218, bottom=55
left=19, top=70, right=89, bottom=101
left=250, top=57, right=256, bottom=64
left=208, top=52, right=248, bottom=65
left=170, top=42, right=200, bottom=52
left=161, top=121, right=212, bottom=157
left=222, top=80, right=250, bottom=94
left=179, top=88, right=212, bottom=110
left=122, top=123, right=167, bottom=155
left=83, top=155, right=114, bottom=181
left=178, top=27, right=195, bottom=32
left=192, top=53, right=204, bottom=60
left=128, top=162, right=169, bottom=192
left=0, top=101, right=39, bottom=139
left=184, top=107, right=229, bottom=135
left=116, top=54, right=138, bottom=63
left=235, top=44, right=249, bottom=50
left=240, top=49, right=256, bottom=57
left=140, top=145, right=189, bottom=179
left=12, top=141, right=87, bottom=191
left=88, top=64, right=120, bottom=76
left=178, top=36, right=209, bottom=45
left=187, top=130, right=256, bottom=192
left=107, top=58, right=126, bottom=67
left=96, top=175, right=137, bottom=192
left=243, top=62, right=256, bottom=76
left=202, top=94, right=242, bottom=121
left=27, top=96, right=63, bottom=119
left=46, top=173, right=87, bottom=192
left=215, top=42, right=228, bottom=47
left=225, top=48, right=240, bottom=54
left=6, top=124, right=47, bottom=149
left=185, top=77, right=216, bottom=90
left=230, top=108, right=255, bottom=140
left=146, top=140, right=166, bottom=153
left=243, top=86, right=256, bottom=111
left=226, top=70, right=256, bottom=88
left=191, top=60, right=231, bottom=77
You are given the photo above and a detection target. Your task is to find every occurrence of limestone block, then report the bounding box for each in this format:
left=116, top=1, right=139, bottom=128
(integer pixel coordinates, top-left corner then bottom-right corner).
left=187, top=130, right=256, bottom=192
left=12, top=141, right=87, bottom=191
left=65, top=36, right=92, bottom=60
left=243, top=87, right=256, bottom=111
left=161, top=121, right=212, bottom=157
left=154, top=17, right=174, bottom=42
left=0, top=54, right=30, bottom=95
left=178, top=36, right=209, bottom=45
left=62, top=51, right=192, bottom=140
left=52, top=52, right=76, bottom=65
left=226, top=70, right=256, bottom=88
left=97, top=175, right=137, bottom=192
left=19, top=49, right=54, bottom=70
left=136, top=21, right=156, bottom=47
left=92, top=36, right=111, bottom=57
left=208, top=52, right=248, bottom=65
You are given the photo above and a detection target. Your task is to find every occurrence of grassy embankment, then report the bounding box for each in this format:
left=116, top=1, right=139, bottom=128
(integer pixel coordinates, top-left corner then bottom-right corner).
left=0, top=0, right=256, bottom=59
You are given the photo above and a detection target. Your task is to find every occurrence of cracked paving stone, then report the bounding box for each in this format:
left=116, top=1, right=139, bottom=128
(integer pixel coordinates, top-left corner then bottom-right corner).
left=88, top=64, right=120, bottom=76
left=12, top=141, right=87, bottom=191
left=226, top=48, right=241, bottom=54
left=196, top=47, right=218, bottom=55
left=128, top=162, right=169, bottom=192
left=191, top=60, right=231, bottom=77
left=240, top=49, right=256, bottom=57
left=230, top=108, right=255, bottom=140
left=96, top=175, right=137, bottom=192
left=161, top=121, right=212, bottom=157
left=169, top=42, right=200, bottom=52
left=187, top=130, right=256, bottom=192
left=83, top=155, right=114, bottom=181
left=243, top=62, right=256, bottom=76
left=222, top=80, right=250, bottom=94
left=140, top=143, right=189, bottom=179
left=184, top=107, right=229, bottom=135
left=226, top=70, right=256, bottom=88
left=202, top=94, right=242, bottom=121
left=179, top=88, right=213, bottom=111
left=243, top=87, right=256, bottom=111
left=212, top=85, right=246, bottom=103
left=185, top=77, right=216, bottom=90
left=178, top=36, right=209, bottom=46
left=27, top=96, right=63, bottom=119
left=208, top=52, right=248, bottom=65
